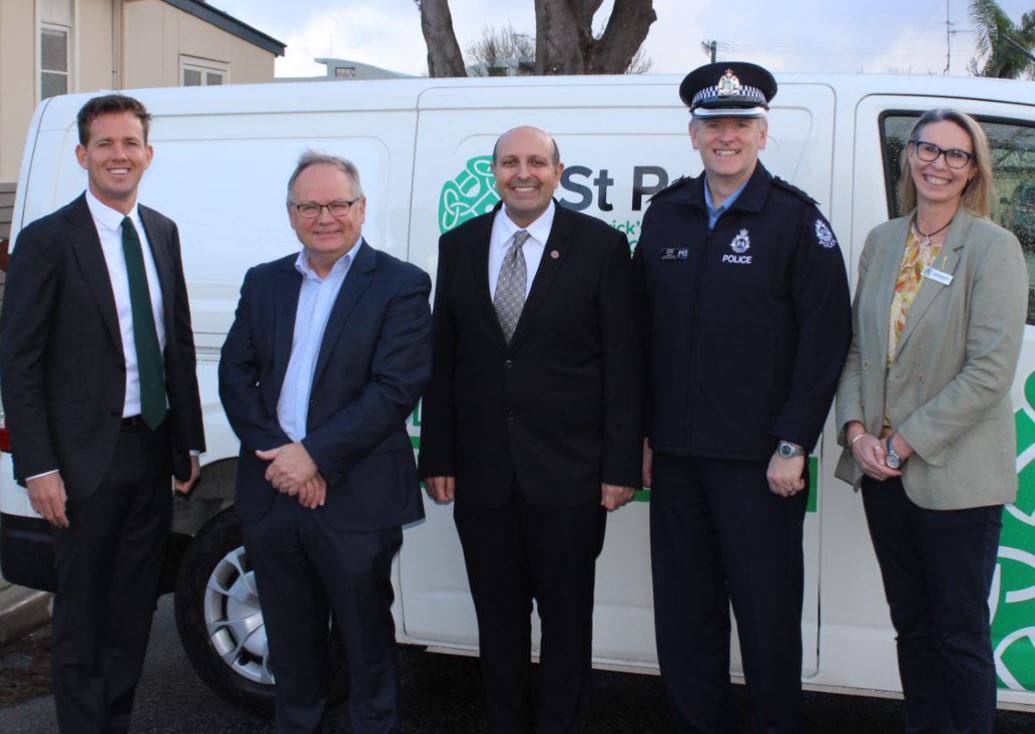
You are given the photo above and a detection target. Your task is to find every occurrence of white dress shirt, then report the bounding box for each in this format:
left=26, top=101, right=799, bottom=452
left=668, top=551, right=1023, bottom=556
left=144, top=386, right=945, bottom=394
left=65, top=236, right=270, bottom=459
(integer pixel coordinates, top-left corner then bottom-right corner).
left=488, top=201, right=556, bottom=298
left=276, top=242, right=359, bottom=442
left=86, top=189, right=166, bottom=418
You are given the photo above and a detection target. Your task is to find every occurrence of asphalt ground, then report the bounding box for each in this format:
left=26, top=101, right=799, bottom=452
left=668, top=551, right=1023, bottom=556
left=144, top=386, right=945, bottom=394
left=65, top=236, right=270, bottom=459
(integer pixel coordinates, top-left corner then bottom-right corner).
left=2, top=596, right=1035, bottom=733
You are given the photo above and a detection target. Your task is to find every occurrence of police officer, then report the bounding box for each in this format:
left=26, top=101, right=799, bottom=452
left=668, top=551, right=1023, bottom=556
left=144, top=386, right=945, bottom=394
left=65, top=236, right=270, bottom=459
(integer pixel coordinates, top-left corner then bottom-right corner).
left=635, top=62, right=851, bottom=733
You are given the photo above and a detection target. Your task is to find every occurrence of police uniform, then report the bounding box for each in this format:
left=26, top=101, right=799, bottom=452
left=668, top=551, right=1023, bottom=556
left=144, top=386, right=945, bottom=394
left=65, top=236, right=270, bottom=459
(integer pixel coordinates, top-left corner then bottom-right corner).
left=636, top=62, right=851, bottom=733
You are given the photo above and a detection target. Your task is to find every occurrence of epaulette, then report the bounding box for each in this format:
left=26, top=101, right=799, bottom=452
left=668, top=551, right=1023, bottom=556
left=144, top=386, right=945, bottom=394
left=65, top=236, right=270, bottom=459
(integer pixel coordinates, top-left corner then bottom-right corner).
left=648, top=175, right=692, bottom=202
left=771, top=176, right=818, bottom=207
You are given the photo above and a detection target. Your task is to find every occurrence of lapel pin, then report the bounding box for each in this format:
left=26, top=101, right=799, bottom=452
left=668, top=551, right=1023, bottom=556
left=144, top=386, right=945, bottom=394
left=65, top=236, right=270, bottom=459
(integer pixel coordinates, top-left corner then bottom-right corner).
left=550, top=250, right=560, bottom=259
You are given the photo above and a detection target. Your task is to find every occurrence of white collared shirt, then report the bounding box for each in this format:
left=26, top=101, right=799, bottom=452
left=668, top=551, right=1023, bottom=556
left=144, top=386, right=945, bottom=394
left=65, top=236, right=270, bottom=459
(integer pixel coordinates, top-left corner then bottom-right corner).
left=488, top=201, right=556, bottom=298
left=276, top=242, right=359, bottom=442
left=85, top=189, right=166, bottom=418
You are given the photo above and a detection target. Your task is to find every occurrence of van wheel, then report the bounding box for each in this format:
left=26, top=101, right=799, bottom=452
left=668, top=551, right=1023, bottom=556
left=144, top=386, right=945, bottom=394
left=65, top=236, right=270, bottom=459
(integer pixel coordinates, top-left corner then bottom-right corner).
left=173, top=507, right=349, bottom=713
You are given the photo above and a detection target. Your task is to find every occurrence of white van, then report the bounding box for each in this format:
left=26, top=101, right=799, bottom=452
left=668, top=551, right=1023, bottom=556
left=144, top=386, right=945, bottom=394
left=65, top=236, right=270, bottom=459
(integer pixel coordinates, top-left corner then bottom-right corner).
left=2, top=72, right=1035, bottom=713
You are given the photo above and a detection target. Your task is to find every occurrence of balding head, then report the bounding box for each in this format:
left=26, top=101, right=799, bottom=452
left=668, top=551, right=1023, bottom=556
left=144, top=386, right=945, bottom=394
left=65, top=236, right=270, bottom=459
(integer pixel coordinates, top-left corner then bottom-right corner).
left=492, top=126, right=560, bottom=167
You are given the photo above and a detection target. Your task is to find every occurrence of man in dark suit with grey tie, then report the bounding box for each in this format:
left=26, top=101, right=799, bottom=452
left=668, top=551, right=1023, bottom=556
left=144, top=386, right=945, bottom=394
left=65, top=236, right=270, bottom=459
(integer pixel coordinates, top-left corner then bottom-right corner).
left=0, top=94, right=205, bottom=733
left=418, top=126, right=642, bottom=734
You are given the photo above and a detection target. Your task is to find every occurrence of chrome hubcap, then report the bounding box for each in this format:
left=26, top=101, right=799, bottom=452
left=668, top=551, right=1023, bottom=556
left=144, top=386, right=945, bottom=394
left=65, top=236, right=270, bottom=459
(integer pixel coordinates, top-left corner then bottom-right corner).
left=202, top=545, right=274, bottom=686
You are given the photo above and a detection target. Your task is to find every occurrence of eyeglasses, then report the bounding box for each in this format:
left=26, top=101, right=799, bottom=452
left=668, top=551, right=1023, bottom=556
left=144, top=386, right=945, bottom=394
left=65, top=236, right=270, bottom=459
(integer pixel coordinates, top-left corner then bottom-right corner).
left=288, top=198, right=360, bottom=219
left=910, top=140, right=975, bottom=170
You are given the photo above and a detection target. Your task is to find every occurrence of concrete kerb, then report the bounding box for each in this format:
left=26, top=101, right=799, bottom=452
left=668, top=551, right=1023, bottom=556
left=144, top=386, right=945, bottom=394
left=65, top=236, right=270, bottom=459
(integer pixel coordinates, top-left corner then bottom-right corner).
left=0, top=580, right=52, bottom=647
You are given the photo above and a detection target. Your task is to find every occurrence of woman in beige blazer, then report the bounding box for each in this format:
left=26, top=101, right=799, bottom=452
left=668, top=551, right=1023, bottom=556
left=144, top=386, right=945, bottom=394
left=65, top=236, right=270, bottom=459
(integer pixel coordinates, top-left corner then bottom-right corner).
left=836, top=108, right=1028, bottom=733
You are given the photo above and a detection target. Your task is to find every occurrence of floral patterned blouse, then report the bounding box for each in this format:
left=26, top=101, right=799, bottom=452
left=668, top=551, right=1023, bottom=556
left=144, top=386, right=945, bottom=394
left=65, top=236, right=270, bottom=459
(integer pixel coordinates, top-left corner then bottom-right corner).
left=887, top=228, right=943, bottom=366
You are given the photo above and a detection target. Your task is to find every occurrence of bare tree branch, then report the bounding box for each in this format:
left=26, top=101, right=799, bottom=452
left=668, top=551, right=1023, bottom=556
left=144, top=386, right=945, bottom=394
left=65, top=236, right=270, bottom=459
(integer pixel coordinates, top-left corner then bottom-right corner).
left=414, top=0, right=467, bottom=77
left=466, top=23, right=536, bottom=76
left=587, top=0, right=657, bottom=74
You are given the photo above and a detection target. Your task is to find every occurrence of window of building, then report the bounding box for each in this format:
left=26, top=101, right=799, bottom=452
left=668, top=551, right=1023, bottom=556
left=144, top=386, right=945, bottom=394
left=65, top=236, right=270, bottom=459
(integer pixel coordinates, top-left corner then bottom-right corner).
left=40, top=23, right=70, bottom=99
left=181, top=58, right=228, bottom=87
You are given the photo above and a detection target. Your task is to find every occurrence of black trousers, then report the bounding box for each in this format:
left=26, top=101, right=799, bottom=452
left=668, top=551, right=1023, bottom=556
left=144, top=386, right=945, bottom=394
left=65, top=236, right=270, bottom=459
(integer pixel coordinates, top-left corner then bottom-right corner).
left=650, top=453, right=807, bottom=734
left=244, top=492, right=403, bottom=734
left=862, top=476, right=1002, bottom=734
left=454, top=490, right=606, bottom=734
left=50, top=420, right=172, bottom=734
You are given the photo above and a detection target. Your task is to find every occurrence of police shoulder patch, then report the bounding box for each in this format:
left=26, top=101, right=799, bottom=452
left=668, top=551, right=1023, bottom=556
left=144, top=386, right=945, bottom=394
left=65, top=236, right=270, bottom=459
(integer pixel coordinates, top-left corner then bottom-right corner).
left=648, top=175, right=692, bottom=202
left=814, top=217, right=838, bottom=249
left=770, top=176, right=818, bottom=206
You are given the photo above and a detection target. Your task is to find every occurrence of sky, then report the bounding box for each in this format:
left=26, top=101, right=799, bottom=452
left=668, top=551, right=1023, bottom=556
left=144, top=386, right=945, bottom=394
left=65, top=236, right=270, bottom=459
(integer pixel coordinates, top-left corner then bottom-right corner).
left=209, top=0, right=1032, bottom=79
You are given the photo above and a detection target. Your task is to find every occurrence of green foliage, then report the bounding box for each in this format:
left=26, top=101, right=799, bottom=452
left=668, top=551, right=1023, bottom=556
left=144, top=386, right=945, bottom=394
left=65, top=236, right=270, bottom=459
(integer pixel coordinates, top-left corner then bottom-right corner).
left=969, top=0, right=1035, bottom=79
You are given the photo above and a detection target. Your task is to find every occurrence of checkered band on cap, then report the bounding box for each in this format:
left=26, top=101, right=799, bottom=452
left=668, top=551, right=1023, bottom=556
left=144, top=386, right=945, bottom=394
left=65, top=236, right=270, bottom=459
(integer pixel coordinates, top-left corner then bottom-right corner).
left=691, top=80, right=767, bottom=109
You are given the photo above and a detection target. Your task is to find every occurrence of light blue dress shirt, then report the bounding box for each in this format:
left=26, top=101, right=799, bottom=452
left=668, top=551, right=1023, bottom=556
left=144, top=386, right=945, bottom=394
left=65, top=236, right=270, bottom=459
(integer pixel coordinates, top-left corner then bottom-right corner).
left=276, top=242, right=359, bottom=442
left=704, top=177, right=750, bottom=230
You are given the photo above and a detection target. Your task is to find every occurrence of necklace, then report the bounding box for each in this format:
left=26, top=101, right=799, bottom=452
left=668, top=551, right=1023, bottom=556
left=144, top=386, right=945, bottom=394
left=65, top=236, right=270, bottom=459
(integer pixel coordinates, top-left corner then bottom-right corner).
left=912, top=215, right=951, bottom=247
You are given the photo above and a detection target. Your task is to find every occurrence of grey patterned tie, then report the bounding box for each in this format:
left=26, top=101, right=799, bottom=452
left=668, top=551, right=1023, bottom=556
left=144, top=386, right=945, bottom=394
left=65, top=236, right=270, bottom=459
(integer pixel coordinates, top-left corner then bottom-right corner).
left=494, top=230, right=530, bottom=343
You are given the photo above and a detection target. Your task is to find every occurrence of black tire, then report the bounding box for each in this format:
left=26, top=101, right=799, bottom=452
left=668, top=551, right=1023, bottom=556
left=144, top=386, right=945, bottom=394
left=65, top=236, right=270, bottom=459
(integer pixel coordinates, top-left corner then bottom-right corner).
left=173, top=506, right=349, bottom=713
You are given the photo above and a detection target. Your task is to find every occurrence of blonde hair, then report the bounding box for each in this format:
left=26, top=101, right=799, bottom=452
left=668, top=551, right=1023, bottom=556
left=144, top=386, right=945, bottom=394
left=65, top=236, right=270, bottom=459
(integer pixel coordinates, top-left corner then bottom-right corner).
left=898, top=108, right=994, bottom=217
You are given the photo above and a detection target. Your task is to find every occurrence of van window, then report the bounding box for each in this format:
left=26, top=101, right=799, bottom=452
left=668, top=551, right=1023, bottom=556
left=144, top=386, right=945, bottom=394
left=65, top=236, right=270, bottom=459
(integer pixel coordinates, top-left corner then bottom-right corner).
left=882, top=114, right=1035, bottom=324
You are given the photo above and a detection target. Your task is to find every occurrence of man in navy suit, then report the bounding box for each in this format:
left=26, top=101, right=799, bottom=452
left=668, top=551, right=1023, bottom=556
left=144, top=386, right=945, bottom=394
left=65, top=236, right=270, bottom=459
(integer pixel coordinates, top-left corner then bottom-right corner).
left=418, top=127, right=642, bottom=734
left=0, top=94, right=205, bottom=733
left=219, top=151, right=432, bottom=734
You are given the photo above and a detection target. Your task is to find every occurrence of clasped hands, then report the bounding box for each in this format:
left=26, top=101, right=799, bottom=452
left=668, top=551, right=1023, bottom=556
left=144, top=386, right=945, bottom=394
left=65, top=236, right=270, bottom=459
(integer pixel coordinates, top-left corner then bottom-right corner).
left=845, top=421, right=911, bottom=481
left=256, top=442, right=326, bottom=509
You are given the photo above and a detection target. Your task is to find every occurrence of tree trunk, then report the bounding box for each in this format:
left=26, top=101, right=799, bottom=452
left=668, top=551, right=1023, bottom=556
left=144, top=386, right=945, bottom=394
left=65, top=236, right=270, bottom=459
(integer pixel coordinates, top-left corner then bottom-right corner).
left=533, top=0, right=585, bottom=74
left=414, top=0, right=467, bottom=77
left=535, top=0, right=656, bottom=75
left=415, top=0, right=657, bottom=77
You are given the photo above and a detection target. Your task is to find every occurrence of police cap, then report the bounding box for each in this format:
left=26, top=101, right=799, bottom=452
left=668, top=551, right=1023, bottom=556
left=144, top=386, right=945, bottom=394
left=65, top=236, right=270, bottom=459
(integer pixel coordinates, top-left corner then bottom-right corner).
left=679, top=61, right=777, bottom=119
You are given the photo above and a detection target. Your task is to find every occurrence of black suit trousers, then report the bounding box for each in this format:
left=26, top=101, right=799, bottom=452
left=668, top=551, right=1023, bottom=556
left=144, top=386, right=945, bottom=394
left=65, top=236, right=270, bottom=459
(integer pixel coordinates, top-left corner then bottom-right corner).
left=244, top=492, right=403, bottom=734
left=862, top=477, right=1001, bottom=734
left=50, top=420, right=173, bottom=734
left=650, top=453, right=807, bottom=734
left=454, top=489, right=606, bottom=734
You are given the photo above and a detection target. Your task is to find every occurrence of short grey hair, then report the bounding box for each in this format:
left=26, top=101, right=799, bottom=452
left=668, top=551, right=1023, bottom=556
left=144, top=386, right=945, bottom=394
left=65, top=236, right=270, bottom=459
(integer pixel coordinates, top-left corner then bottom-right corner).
left=286, top=150, right=364, bottom=202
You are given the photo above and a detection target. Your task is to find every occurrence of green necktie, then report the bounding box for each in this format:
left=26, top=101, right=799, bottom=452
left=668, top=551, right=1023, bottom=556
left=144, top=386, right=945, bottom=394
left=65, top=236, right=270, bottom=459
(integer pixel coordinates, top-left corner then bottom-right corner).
left=121, top=216, right=166, bottom=429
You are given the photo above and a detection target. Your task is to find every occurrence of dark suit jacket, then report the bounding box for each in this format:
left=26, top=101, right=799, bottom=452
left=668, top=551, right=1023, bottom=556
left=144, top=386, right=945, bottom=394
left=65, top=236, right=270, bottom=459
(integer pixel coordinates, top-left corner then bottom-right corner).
left=219, top=240, right=432, bottom=531
left=418, top=203, right=643, bottom=508
left=0, top=193, right=205, bottom=502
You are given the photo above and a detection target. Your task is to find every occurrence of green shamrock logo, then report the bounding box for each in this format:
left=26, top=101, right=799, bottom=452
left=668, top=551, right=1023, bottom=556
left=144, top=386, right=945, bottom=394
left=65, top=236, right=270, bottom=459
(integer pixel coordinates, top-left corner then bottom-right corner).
left=439, top=156, right=500, bottom=234
left=992, top=370, right=1035, bottom=691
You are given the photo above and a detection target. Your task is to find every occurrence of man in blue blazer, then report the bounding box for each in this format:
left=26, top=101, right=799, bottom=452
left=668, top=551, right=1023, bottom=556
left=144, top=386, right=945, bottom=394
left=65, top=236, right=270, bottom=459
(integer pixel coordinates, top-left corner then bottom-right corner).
left=219, top=151, right=432, bottom=734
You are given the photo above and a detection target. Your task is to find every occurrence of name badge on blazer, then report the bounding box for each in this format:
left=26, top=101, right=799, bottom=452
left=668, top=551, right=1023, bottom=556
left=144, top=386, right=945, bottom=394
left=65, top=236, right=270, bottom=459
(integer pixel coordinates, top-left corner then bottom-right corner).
left=921, top=266, right=953, bottom=286
left=661, top=248, right=689, bottom=260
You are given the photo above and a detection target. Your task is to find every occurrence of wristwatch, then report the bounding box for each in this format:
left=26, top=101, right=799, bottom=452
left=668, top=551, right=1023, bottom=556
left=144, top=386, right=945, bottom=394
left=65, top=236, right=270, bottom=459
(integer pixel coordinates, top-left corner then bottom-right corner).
left=885, top=437, right=902, bottom=469
left=777, top=440, right=805, bottom=459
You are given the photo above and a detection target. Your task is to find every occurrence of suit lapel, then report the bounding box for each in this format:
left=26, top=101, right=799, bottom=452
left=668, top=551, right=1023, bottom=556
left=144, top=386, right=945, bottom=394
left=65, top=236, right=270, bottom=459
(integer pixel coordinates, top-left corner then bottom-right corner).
left=895, top=211, right=968, bottom=358
left=312, top=240, right=375, bottom=385
left=66, top=195, right=122, bottom=350
left=138, top=205, right=176, bottom=343
left=510, top=203, right=571, bottom=347
left=873, top=217, right=910, bottom=369
left=273, top=258, right=302, bottom=392
left=461, top=211, right=508, bottom=345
